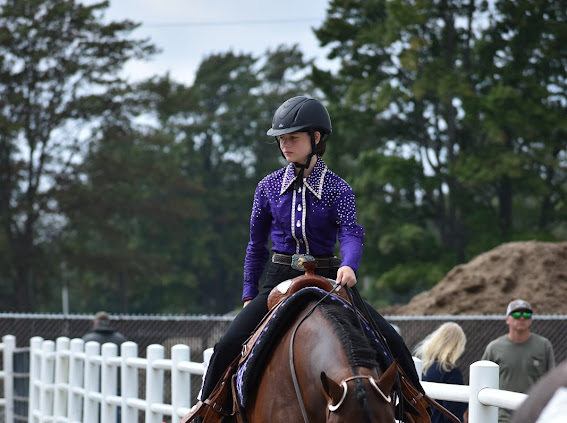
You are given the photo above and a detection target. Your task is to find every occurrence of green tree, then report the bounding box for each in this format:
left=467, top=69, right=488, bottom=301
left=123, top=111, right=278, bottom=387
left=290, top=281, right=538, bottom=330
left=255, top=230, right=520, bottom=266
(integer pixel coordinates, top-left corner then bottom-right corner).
left=56, top=125, right=205, bottom=313
left=136, top=47, right=315, bottom=313
left=46, top=45, right=313, bottom=315
left=314, top=0, right=567, bottom=305
left=0, top=0, right=156, bottom=310
left=463, top=0, right=567, bottom=240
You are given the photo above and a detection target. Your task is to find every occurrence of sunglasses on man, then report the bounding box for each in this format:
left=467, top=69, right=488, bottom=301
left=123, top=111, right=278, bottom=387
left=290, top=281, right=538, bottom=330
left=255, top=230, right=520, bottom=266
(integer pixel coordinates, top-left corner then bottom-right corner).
left=510, top=311, right=532, bottom=319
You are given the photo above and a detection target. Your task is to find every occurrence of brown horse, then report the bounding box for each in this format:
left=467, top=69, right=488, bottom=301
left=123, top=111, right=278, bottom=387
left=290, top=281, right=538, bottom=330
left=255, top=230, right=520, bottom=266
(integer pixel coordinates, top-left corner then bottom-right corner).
left=237, top=296, right=398, bottom=423
left=181, top=266, right=419, bottom=423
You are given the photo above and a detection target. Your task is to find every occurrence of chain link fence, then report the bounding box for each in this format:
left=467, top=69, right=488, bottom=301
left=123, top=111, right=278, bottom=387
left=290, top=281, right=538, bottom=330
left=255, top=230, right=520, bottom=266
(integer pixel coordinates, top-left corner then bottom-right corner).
left=0, top=312, right=566, bottom=421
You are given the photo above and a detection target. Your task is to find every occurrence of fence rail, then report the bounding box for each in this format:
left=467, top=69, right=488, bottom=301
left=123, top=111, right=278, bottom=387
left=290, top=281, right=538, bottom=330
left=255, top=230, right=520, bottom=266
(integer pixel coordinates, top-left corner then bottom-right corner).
left=0, top=334, right=533, bottom=423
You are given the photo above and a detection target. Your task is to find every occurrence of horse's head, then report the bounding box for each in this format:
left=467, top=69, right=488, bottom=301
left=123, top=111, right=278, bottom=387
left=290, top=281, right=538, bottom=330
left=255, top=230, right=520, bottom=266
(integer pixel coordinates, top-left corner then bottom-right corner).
left=320, top=362, right=397, bottom=422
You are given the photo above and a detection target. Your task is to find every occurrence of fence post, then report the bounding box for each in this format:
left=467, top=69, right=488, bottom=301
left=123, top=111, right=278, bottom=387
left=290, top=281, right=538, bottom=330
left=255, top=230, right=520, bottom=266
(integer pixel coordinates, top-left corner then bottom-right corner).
left=67, top=338, right=85, bottom=421
left=54, top=337, right=70, bottom=419
left=203, top=348, right=213, bottom=370
left=101, top=343, right=118, bottom=423
left=27, top=337, right=43, bottom=423
left=2, top=334, right=16, bottom=423
left=146, top=344, right=165, bottom=423
left=84, top=341, right=101, bottom=423
left=121, top=342, right=138, bottom=423
left=197, top=348, right=214, bottom=403
left=413, top=357, right=423, bottom=381
left=469, top=360, right=499, bottom=423
left=171, top=344, right=190, bottom=421
left=39, top=340, right=56, bottom=422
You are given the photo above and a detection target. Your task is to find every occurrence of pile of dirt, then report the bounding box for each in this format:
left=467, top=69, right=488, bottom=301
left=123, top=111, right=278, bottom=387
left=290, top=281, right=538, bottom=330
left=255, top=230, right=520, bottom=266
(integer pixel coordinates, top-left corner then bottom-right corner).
left=381, top=241, right=567, bottom=315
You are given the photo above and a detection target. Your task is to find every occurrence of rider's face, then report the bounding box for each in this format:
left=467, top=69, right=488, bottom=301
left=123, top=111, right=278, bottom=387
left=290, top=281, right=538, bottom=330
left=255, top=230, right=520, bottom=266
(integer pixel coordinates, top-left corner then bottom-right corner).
left=278, top=131, right=320, bottom=163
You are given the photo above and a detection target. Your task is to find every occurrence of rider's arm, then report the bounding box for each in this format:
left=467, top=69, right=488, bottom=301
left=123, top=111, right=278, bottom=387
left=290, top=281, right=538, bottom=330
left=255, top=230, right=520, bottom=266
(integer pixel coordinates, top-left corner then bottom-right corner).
left=242, top=183, right=271, bottom=302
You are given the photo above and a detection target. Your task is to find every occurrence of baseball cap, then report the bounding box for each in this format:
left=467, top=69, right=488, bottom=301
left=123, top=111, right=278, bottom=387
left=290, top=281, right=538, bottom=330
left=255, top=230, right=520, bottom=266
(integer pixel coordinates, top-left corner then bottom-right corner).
left=506, top=299, right=533, bottom=315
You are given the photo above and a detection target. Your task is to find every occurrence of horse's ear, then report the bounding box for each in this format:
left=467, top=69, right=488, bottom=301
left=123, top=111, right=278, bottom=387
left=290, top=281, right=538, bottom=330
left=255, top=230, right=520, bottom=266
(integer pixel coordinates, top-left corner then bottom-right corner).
left=377, top=362, right=397, bottom=394
left=320, top=372, right=330, bottom=395
left=320, top=371, right=342, bottom=402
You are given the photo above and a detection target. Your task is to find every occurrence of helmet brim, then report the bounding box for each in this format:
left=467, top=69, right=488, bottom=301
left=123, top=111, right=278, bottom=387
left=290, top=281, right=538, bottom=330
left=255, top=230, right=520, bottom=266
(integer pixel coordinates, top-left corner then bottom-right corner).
left=266, top=125, right=311, bottom=136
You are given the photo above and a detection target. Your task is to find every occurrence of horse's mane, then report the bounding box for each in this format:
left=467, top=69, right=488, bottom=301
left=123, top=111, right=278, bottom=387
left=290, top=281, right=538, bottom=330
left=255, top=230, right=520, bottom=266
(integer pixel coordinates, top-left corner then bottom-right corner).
left=318, top=303, right=379, bottom=372
left=319, top=303, right=382, bottom=421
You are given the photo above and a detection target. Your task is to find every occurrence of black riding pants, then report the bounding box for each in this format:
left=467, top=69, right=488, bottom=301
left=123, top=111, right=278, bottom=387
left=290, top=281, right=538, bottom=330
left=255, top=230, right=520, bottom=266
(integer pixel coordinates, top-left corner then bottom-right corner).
left=199, top=263, right=423, bottom=401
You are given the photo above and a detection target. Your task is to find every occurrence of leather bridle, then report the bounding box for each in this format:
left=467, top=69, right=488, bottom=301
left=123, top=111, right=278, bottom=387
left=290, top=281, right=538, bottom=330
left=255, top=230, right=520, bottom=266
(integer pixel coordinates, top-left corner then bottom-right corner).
left=288, top=285, right=395, bottom=423
left=289, top=287, right=334, bottom=423
left=327, top=375, right=391, bottom=412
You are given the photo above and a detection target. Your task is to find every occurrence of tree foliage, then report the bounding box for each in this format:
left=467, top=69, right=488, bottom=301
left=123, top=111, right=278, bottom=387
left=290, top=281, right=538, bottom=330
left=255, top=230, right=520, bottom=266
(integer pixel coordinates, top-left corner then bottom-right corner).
left=1, top=0, right=565, bottom=313
left=51, top=46, right=315, bottom=314
left=0, top=0, right=156, bottom=310
left=56, top=126, right=204, bottom=313
left=314, top=0, right=567, bottom=305
left=132, top=47, right=316, bottom=313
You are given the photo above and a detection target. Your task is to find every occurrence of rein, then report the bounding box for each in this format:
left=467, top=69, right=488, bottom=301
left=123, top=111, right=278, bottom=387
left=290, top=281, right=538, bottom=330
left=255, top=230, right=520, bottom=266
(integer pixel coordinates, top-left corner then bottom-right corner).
left=289, top=285, right=338, bottom=423
left=345, top=285, right=404, bottom=419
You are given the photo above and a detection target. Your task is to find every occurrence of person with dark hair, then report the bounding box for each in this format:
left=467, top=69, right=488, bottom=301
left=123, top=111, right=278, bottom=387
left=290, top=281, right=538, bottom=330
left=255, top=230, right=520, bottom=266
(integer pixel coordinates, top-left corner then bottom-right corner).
left=82, top=311, right=128, bottom=346
left=192, top=96, right=423, bottom=422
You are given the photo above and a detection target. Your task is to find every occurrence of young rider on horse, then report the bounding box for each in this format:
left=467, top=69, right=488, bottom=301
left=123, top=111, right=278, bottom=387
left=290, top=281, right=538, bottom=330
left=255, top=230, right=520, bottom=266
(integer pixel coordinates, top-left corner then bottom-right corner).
left=196, top=96, right=424, bottom=419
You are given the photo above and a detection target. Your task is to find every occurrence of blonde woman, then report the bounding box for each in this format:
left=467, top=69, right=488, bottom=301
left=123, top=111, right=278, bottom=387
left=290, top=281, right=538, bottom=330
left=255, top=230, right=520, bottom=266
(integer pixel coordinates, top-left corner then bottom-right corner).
left=414, top=322, right=468, bottom=423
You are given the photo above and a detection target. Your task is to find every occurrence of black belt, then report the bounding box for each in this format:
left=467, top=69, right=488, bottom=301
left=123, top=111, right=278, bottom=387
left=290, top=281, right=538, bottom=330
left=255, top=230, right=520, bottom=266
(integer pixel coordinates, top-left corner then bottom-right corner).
left=271, top=253, right=341, bottom=269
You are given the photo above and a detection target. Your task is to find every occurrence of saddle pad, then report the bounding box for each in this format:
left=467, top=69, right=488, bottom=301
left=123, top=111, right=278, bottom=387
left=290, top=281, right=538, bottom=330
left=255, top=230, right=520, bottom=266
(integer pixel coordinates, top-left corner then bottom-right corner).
left=235, top=287, right=392, bottom=407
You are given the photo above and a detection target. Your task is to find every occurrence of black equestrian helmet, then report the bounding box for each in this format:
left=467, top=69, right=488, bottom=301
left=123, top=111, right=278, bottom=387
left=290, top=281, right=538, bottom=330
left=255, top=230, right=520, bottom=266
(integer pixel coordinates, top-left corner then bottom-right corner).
left=266, top=96, right=332, bottom=137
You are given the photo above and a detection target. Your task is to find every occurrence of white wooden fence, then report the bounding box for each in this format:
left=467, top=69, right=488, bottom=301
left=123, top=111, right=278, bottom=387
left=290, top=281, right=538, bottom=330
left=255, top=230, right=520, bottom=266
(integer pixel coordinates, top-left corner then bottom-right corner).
left=0, top=335, right=529, bottom=423
left=27, top=336, right=212, bottom=423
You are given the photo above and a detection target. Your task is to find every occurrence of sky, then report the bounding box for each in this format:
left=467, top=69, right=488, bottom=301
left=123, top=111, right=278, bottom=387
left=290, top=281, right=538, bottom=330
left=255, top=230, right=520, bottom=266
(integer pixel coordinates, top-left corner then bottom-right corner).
left=101, top=0, right=334, bottom=86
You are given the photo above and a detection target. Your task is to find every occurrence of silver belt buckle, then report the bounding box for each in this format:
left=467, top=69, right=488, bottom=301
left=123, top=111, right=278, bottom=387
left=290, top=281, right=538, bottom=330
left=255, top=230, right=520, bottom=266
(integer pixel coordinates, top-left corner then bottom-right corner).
left=291, top=254, right=315, bottom=271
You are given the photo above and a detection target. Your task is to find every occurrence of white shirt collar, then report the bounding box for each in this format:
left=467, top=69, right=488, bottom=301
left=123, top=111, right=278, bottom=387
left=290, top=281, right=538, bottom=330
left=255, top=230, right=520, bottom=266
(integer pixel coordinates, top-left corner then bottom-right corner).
left=280, top=157, right=327, bottom=200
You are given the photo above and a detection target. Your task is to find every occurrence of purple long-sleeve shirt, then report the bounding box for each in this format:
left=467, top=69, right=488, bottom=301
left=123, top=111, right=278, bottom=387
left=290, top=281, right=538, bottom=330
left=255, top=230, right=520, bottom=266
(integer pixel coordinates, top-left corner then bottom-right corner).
left=242, top=157, right=364, bottom=301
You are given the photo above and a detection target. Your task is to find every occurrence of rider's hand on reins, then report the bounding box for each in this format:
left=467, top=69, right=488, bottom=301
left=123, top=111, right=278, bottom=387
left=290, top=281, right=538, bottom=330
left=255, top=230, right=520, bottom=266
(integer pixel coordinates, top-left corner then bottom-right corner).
left=336, top=266, right=357, bottom=288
